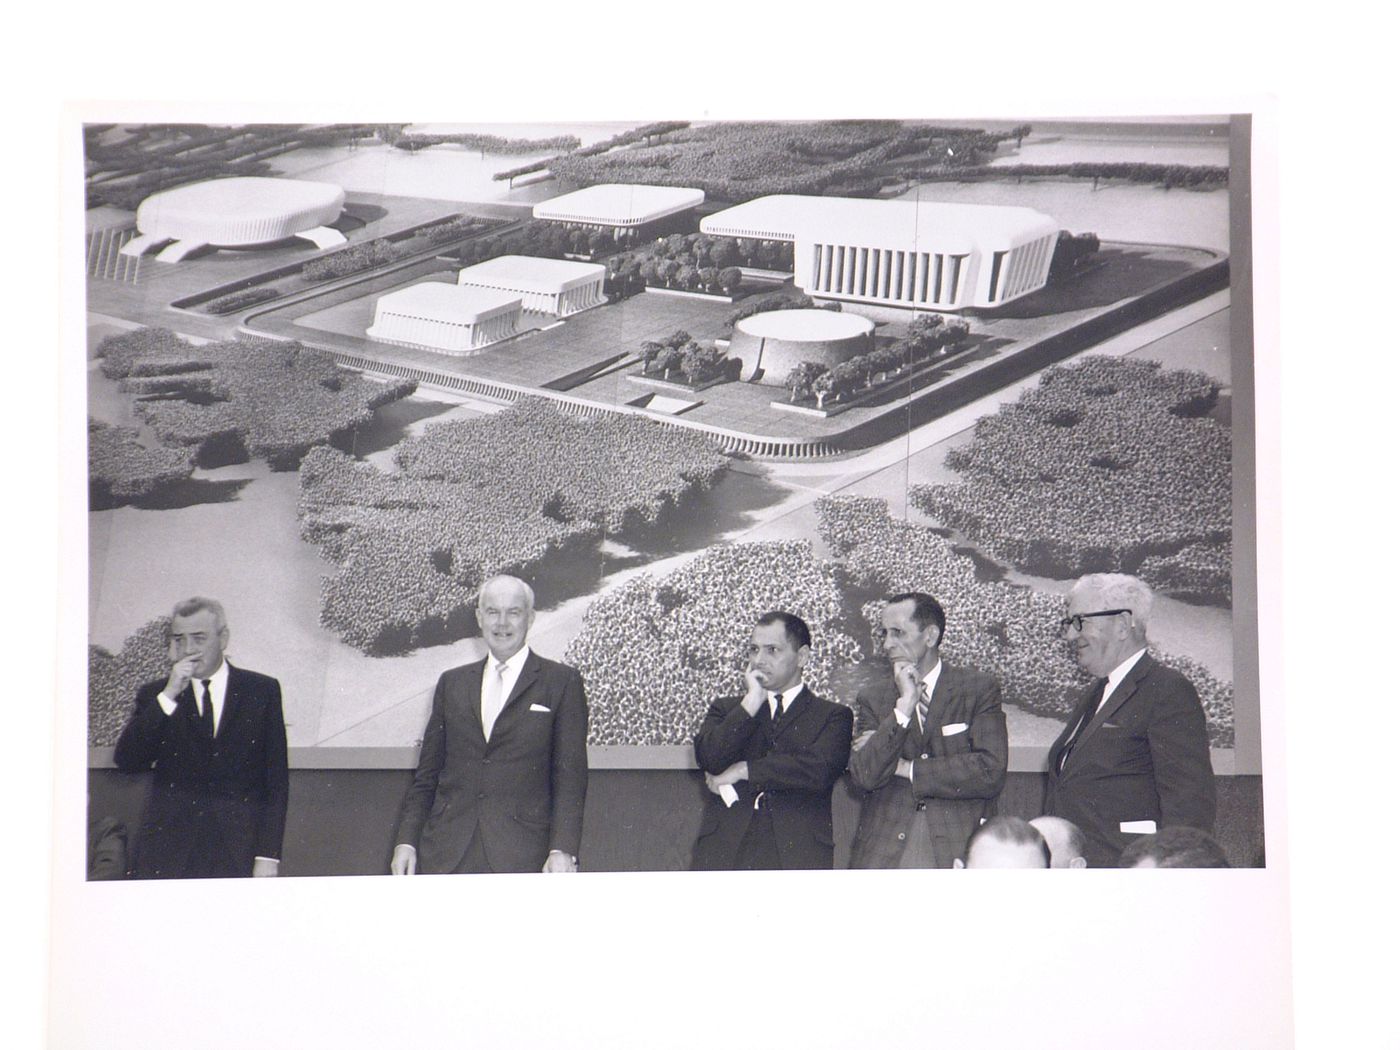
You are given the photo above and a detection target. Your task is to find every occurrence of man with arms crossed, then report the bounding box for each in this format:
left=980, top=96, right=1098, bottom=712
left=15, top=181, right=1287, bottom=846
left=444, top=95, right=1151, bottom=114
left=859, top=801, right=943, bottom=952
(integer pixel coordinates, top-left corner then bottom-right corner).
left=114, top=597, right=288, bottom=879
left=1043, top=573, right=1216, bottom=868
left=392, top=575, right=588, bottom=875
left=848, top=592, right=1007, bottom=869
left=692, top=611, right=853, bottom=870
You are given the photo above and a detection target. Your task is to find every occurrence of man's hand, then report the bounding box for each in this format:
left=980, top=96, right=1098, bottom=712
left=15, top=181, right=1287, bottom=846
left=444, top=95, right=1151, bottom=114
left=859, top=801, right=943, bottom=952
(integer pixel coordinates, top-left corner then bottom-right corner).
left=251, top=858, right=279, bottom=878
left=851, top=730, right=877, bottom=753
left=709, top=761, right=749, bottom=789
left=163, top=654, right=201, bottom=700
left=390, top=843, right=417, bottom=875
left=740, top=664, right=767, bottom=716
left=892, top=661, right=920, bottom=719
left=543, top=850, right=578, bottom=873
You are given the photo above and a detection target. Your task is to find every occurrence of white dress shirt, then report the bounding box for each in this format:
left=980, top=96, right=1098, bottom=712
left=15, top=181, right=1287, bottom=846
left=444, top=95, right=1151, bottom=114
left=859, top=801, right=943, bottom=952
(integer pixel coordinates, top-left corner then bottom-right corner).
left=156, top=658, right=229, bottom=734
left=1098, top=648, right=1148, bottom=712
left=767, top=682, right=804, bottom=719
left=482, top=645, right=530, bottom=740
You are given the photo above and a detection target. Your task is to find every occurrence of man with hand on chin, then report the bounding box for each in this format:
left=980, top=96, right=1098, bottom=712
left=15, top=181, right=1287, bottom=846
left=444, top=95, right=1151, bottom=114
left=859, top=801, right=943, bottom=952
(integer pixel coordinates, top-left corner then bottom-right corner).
left=691, top=611, right=853, bottom=870
left=391, top=575, right=588, bottom=875
left=114, top=597, right=288, bottom=879
left=848, top=592, right=1007, bottom=869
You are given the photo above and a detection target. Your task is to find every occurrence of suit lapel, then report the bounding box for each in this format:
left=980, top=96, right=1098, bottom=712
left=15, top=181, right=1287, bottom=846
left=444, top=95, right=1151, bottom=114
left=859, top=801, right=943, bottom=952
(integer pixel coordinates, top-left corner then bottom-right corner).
left=1054, top=681, right=1102, bottom=774
left=1079, top=653, right=1152, bottom=746
left=489, top=652, right=540, bottom=740
left=461, top=660, right=487, bottom=743
left=769, top=688, right=810, bottom=742
left=218, top=664, right=241, bottom=741
left=922, top=665, right=955, bottom=745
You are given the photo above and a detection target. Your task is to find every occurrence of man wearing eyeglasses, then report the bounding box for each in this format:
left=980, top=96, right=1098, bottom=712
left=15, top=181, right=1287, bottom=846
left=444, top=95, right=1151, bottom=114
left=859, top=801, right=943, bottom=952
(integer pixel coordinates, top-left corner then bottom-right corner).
left=1043, top=573, right=1216, bottom=867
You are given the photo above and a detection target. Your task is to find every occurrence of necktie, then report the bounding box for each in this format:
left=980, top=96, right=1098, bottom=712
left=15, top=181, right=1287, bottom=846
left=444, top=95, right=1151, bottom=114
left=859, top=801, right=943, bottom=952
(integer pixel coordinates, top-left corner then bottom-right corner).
left=482, top=662, right=508, bottom=740
left=770, top=693, right=785, bottom=727
left=1059, top=678, right=1107, bottom=772
left=198, top=679, right=215, bottom=738
left=916, top=683, right=930, bottom=734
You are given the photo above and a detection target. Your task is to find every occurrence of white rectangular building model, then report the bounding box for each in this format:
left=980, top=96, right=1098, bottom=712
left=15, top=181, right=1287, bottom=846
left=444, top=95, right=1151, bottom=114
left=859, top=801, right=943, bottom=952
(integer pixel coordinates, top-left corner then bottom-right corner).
left=457, top=255, right=607, bottom=317
left=366, top=282, right=521, bottom=354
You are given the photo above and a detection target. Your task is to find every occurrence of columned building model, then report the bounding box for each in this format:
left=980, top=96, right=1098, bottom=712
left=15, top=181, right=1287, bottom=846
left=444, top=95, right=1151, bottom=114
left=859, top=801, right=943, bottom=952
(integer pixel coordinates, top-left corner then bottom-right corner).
left=121, top=177, right=348, bottom=263
left=533, top=183, right=705, bottom=240
left=457, top=255, right=607, bottom=318
left=729, top=309, right=875, bottom=385
left=366, top=283, right=521, bottom=355
left=702, top=195, right=1059, bottom=311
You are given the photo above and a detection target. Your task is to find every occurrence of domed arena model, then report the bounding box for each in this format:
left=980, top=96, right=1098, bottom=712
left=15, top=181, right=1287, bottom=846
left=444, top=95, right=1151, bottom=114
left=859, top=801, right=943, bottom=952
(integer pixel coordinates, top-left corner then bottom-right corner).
left=728, top=309, right=875, bottom=385
left=121, top=177, right=348, bottom=262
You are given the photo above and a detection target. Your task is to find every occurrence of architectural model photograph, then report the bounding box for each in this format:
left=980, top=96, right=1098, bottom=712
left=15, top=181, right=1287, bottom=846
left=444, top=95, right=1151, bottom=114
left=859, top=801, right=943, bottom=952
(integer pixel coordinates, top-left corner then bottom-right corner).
left=80, top=116, right=1258, bottom=877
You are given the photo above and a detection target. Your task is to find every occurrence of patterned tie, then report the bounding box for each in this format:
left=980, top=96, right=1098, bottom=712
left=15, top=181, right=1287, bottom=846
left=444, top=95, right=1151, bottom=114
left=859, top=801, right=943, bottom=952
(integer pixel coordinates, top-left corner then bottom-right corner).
left=481, top=662, right=508, bottom=740
left=915, top=683, right=930, bottom=734
left=198, top=679, right=215, bottom=738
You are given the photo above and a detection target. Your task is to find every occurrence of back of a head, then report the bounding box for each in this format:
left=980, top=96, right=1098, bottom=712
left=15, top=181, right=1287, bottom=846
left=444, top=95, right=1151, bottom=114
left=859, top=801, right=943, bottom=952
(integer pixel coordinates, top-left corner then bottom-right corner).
left=1029, top=815, right=1088, bottom=869
left=964, top=817, right=1050, bottom=869
left=1118, top=826, right=1231, bottom=869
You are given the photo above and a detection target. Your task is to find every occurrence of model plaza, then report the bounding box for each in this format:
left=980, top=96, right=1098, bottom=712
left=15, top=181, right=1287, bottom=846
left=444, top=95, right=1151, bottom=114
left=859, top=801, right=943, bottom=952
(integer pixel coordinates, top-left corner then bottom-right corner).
left=701, top=195, right=1059, bottom=310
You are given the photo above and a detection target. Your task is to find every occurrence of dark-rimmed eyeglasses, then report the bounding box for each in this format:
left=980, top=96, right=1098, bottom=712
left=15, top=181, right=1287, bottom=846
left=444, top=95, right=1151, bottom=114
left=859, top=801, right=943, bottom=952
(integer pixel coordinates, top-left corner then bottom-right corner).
left=1059, top=609, right=1131, bottom=633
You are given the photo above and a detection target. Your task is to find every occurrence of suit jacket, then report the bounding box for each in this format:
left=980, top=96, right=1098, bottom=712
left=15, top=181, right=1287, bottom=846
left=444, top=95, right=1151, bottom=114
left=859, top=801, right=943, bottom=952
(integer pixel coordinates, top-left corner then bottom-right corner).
left=848, top=663, right=1007, bottom=868
left=691, top=687, right=853, bottom=870
left=114, top=664, right=289, bottom=879
left=1044, top=652, right=1216, bottom=867
left=395, top=650, right=589, bottom=874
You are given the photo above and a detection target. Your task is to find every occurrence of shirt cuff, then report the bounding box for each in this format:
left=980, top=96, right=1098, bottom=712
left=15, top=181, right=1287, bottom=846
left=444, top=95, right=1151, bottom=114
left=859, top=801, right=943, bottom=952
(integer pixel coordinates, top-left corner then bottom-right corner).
left=893, top=708, right=910, bottom=728
left=156, top=692, right=178, bottom=716
left=253, top=856, right=279, bottom=866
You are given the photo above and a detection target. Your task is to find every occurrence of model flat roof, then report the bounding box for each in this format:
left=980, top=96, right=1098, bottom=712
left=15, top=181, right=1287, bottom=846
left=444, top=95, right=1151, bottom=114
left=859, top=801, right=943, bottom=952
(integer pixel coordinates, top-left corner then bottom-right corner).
left=458, top=255, right=606, bottom=293
left=377, top=282, right=520, bottom=321
left=702, top=194, right=1057, bottom=250
left=534, top=183, right=704, bottom=226
left=735, top=309, right=875, bottom=341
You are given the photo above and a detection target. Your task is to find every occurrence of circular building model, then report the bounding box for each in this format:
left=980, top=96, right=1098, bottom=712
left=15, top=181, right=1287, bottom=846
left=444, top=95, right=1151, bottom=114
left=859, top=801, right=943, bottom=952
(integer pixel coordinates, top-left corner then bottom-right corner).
left=729, top=309, right=875, bottom=386
left=121, top=177, right=348, bottom=263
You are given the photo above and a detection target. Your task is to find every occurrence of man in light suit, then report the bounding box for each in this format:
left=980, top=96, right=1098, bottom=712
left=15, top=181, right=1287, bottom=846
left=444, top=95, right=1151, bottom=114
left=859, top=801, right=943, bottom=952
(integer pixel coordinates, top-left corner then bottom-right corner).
left=1043, top=573, right=1216, bottom=868
left=114, top=597, right=288, bottom=879
left=848, top=592, right=1007, bottom=869
left=391, top=575, right=588, bottom=875
left=691, top=611, right=853, bottom=870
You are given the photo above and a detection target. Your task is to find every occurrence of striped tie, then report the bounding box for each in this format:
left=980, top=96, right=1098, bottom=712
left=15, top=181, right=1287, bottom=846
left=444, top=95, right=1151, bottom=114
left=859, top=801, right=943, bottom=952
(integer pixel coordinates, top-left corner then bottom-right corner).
left=916, top=683, right=930, bottom=733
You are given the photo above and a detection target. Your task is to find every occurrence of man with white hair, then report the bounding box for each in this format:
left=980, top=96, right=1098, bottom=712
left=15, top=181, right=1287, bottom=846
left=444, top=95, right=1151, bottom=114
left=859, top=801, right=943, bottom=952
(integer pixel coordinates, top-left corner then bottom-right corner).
left=1043, top=573, right=1215, bottom=868
left=391, top=575, right=589, bottom=875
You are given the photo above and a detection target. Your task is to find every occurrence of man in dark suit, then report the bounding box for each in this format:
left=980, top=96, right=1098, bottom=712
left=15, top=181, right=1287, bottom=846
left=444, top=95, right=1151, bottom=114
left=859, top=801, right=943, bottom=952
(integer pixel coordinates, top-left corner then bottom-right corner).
left=114, top=597, right=289, bottom=879
left=1043, top=573, right=1216, bottom=868
left=848, top=592, right=1007, bottom=869
left=391, top=575, right=588, bottom=875
left=691, top=611, right=853, bottom=870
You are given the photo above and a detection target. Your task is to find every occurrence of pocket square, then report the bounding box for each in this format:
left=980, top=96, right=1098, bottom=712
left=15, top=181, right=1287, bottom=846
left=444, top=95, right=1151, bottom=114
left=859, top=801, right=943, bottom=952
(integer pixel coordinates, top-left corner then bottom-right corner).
left=528, top=703, right=551, bottom=713
left=941, top=722, right=969, bottom=736
left=1120, top=819, right=1157, bottom=834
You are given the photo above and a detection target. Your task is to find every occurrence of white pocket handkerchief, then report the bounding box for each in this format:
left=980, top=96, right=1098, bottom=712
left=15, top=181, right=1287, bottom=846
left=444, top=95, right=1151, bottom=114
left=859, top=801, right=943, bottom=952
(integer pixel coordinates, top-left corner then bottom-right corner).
left=941, top=722, right=969, bottom=736
left=529, top=703, right=550, bottom=713
left=1120, top=819, right=1158, bottom=834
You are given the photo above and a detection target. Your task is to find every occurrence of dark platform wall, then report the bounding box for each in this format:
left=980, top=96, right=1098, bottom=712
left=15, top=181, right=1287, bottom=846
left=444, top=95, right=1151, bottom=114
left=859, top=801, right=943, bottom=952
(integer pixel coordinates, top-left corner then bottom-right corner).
left=87, top=769, right=1265, bottom=875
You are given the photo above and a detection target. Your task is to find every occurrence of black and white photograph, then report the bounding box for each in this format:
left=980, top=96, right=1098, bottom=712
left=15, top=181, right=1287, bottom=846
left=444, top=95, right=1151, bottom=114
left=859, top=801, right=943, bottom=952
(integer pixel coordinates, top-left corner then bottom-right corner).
left=22, top=12, right=1393, bottom=1050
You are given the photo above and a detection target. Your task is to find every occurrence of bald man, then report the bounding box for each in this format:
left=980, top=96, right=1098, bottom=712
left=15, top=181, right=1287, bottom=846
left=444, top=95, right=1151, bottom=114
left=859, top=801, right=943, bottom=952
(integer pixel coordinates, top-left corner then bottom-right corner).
left=391, top=576, right=589, bottom=874
left=1030, top=816, right=1088, bottom=869
left=956, top=817, right=1050, bottom=869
